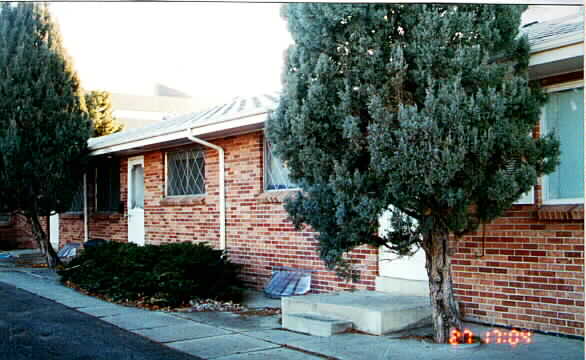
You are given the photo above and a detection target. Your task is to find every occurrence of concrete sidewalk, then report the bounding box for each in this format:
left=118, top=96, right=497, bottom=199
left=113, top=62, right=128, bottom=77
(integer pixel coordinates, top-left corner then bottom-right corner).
left=0, top=267, right=583, bottom=360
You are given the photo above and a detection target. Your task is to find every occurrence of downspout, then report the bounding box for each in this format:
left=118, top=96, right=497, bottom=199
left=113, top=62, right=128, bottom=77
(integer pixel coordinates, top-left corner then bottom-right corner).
left=83, top=172, right=89, bottom=243
left=185, top=129, right=226, bottom=250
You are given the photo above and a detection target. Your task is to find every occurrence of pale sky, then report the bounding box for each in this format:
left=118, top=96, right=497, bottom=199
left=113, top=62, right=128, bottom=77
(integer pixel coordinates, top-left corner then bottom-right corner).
left=50, top=3, right=581, bottom=105
left=50, top=3, right=292, bottom=104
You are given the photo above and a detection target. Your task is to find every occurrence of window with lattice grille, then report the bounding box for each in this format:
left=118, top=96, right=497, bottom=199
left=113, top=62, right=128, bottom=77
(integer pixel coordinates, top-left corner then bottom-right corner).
left=166, top=148, right=205, bottom=196
left=265, top=139, right=297, bottom=191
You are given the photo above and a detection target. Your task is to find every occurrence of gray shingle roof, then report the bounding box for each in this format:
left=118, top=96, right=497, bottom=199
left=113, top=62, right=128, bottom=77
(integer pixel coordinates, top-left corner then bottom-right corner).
left=522, top=13, right=584, bottom=47
left=88, top=92, right=280, bottom=151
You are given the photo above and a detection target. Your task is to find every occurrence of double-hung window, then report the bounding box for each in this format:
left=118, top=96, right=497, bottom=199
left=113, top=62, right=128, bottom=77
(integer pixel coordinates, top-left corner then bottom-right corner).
left=264, top=138, right=297, bottom=191
left=542, top=85, right=584, bottom=204
left=166, top=148, right=205, bottom=196
left=95, top=158, right=121, bottom=212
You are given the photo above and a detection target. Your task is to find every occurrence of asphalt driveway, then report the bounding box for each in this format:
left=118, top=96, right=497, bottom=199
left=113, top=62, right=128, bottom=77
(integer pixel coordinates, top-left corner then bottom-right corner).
left=0, top=282, right=203, bottom=360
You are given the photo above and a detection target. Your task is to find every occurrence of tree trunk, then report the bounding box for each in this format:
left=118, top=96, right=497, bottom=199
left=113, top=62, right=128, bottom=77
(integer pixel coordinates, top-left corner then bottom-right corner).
left=422, top=230, right=462, bottom=343
left=28, top=214, right=61, bottom=268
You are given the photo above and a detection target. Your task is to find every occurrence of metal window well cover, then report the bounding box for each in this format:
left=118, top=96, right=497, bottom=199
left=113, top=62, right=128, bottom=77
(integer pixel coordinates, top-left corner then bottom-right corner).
left=264, top=269, right=312, bottom=299
left=57, top=243, right=81, bottom=259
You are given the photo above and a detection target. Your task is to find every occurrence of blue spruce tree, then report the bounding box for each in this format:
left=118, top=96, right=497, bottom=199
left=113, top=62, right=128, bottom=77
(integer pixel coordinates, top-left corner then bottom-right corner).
left=0, top=3, right=90, bottom=267
left=269, top=4, right=559, bottom=343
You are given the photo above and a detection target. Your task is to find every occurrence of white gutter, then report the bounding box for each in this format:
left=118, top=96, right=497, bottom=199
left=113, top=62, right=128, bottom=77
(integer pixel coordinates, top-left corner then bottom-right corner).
left=185, top=129, right=226, bottom=250
left=83, top=172, right=89, bottom=243
left=529, top=41, right=584, bottom=67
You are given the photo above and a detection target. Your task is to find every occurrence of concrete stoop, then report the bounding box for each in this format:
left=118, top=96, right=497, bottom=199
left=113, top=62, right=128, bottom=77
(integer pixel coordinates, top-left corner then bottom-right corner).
left=282, top=313, right=353, bottom=336
left=282, top=291, right=432, bottom=336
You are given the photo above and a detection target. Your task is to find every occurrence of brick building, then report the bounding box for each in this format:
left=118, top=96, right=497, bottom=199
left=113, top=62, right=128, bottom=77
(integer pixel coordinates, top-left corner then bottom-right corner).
left=0, top=15, right=583, bottom=336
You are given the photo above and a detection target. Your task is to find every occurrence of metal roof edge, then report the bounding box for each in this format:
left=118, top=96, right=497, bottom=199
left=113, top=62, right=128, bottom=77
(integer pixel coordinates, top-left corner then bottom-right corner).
left=529, top=30, right=584, bottom=54
left=88, top=110, right=271, bottom=155
left=87, top=112, right=195, bottom=150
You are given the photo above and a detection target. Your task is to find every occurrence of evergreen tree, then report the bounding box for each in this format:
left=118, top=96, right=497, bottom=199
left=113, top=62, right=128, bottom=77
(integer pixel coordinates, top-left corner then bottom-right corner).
left=0, top=3, right=91, bottom=267
left=269, top=4, right=559, bottom=343
left=85, top=90, right=123, bottom=137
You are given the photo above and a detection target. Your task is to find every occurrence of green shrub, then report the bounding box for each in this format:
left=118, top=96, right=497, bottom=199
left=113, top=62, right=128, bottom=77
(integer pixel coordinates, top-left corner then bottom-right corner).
left=58, top=242, right=244, bottom=307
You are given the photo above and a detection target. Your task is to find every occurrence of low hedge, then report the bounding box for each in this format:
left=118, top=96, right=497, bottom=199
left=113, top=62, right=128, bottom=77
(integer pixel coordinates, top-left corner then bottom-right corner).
left=58, top=242, right=244, bottom=307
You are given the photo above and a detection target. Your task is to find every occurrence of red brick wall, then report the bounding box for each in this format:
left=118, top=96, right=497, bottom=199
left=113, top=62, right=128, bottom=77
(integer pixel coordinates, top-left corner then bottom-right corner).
left=58, top=158, right=128, bottom=246
left=32, top=127, right=584, bottom=337
left=90, top=157, right=128, bottom=243
left=57, top=132, right=378, bottom=292
left=451, top=203, right=584, bottom=337
left=15, top=73, right=581, bottom=336
left=218, top=133, right=378, bottom=292
left=144, top=149, right=221, bottom=246
left=450, top=74, right=585, bottom=338
left=0, top=214, right=36, bottom=249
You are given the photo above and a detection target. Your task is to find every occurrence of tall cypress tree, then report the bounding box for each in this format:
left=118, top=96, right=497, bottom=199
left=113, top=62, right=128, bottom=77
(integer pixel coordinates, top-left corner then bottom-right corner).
left=0, top=3, right=90, bottom=267
left=85, top=90, right=123, bottom=137
left=269, top=4, right=559, bottom=343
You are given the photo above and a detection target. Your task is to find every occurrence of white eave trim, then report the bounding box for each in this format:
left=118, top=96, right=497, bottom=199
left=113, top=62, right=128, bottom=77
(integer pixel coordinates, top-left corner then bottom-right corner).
left=89, top=112, right=268, bottom=156
left=528, top=31, right=584, bottom=67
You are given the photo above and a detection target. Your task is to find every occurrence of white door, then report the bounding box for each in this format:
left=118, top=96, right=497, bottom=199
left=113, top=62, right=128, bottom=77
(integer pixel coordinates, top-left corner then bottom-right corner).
left=378, top=209, right=428, bottom=281
left=127, top=156, right=145, bottom=246
left=49, top=214, right=59, bottom=250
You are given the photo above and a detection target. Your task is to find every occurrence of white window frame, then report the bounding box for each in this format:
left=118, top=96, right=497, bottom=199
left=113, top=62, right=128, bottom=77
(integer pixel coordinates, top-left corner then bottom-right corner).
left=540, top=80, right=584, bottom=205
left=164, top=148, right=206, bottom=197
left=263, top=137, right=299, bottom=192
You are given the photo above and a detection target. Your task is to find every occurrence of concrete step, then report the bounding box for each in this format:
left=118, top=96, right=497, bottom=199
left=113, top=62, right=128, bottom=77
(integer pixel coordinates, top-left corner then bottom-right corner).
left=282, top=312, right=353, bottom=337
left=282, top=291, right=431, bottom=336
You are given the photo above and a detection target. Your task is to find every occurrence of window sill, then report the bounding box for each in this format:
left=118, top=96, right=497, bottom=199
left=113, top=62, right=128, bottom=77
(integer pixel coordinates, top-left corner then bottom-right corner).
left=160, top=195, right=206, bottom=207
left=256, top=189, right=300, bottom=204
left=0, top=221, right=12, bottom=228
left=537, top=204, right=583, bottom=221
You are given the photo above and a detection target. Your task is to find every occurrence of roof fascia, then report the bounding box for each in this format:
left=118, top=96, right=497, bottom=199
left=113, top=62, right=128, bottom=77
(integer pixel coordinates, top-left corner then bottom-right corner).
left=529, top=41, right=583, bottom=67
left=89, top=113, right=268, bottom=156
